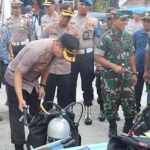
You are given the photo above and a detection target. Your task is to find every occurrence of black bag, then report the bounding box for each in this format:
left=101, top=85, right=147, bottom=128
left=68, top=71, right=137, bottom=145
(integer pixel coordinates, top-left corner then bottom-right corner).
left=26, top=102, right=82, bottom=149
left=108, top=134, right=150, bottom=150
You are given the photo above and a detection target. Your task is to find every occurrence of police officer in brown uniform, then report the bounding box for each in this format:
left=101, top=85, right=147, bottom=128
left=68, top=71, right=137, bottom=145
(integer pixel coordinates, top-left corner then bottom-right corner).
left=41, top=0, right=58, bottom=30
left=42, top=3, right=78, bottom=108
left=6, top=0, right=35, bottom=58
left=4, top=33, right=79, bottom=150
left=69, top=0, right=101, bottom=125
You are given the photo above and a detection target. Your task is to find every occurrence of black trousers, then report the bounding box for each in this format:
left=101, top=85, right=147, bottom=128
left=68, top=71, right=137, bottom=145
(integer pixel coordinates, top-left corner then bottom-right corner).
left=12, top=45, right=25, bottom=57
left=44, top=73, right=70, bottom=109
left=7, top=83, right=40, bottom=144
left=69, top=52, right=95, bottom=106
left=135, top=72, right=144, bottom=113
left=95, top=71, right=104, bottom=110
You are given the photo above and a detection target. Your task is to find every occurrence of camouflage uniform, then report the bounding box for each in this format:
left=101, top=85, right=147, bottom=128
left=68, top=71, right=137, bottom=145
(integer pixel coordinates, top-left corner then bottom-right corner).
left=95, top=12, right=136, bottom=120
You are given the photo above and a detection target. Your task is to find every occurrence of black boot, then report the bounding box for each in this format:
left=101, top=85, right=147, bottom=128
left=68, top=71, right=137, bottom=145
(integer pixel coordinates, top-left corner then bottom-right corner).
left=123, top=118, right=134, bottom=134
left=84, top=106, right=92, bottom=125
left=98, top=110, right=105, bottom=121
left=116, top=112, right=120, bottom=121
left=14, top=144, right=24, bottom=150
left=108, top=119, right=117, bottom=138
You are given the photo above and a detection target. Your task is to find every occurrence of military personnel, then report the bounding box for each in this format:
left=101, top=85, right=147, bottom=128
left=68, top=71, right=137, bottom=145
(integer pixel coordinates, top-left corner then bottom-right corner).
left=125, top=7, right=143, bottom=35
left=42, top=3, right=78, bottom=108
left=4, top=34, right=79, bottom=150
left=41, top=0, right=58, bottom=30
left=69, top=0, right=101, bottom=125
left=6, top=0, right=35, bottom=58
left=95, top=10, right=137, bottom=138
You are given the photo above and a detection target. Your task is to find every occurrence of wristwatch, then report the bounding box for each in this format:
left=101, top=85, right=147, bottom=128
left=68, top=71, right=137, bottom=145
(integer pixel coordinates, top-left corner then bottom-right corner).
left=40, top=83, right=46, bottom=88
left=132, top=72, right=138, bottom=76
left=10, top=54, right=14, bottom=58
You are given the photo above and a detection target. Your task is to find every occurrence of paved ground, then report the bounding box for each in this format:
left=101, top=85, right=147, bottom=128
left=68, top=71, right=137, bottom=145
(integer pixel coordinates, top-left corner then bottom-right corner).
left=0, top=76, right=147, bottom=150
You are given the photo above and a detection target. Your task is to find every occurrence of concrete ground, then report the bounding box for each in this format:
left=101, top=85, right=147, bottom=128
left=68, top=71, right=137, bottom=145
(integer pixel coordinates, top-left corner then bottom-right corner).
left=0, top=76, right=147, bottom=150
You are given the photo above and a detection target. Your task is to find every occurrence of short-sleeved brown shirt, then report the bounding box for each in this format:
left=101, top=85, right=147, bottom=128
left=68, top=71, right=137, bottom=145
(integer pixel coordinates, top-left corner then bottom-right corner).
left=42, top=23, right=78, bottom=74
left=5, top=39, right=55, bottom=93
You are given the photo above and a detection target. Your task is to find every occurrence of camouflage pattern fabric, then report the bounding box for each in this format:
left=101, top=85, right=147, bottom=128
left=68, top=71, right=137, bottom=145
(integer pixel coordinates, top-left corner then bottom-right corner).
left=96, top=28, right=136, bottom=120
left=111, top=10, right=129, bottom=20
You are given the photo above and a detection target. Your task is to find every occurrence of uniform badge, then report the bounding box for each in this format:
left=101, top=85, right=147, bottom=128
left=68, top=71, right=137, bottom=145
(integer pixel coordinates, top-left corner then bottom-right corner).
left=67, top=7, right=72, bottom=11
left=44, top=52, right=50, bottom=59
left=52, top=29, right=56, bottom=32
left=34, top=69, right=38, bottom=72
left=83, top=31, right=89, bottom=40
left=38, top=66, right=42, bottom=69
left=67, top=30, right=73, bottom=34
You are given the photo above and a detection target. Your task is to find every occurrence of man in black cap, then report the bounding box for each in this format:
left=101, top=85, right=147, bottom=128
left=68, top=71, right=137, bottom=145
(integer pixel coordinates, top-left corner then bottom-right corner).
left=5, top=33, right=79, bottom=150
left=42, top=3, right=78, bottom=109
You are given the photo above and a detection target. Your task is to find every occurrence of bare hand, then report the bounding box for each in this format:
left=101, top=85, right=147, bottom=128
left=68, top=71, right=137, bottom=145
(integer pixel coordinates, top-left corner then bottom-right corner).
left=96, top=66, right=104, bottom=73
left=9, top=56, right=13, bottom=62
left=132, top=75, right=138, bottom=86
left=143, top=71, right=149, bottom=82
left=113, top=65, right=124, bottom=74
left=38, top=86, right=45, bottom=100
left=19, top=100, right=27, bottom=112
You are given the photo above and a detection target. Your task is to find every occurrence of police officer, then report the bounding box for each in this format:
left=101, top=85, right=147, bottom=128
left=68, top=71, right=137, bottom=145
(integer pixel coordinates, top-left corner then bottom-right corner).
left=4, top=34, right=79, bottom=150
left=41, top=0, right=58, bottom=30
left=95, top=10, right=137, bottom=138
left=125, top=7, right=143, bottom=35
left=42, top=3, right=78, bottom=108
left=69, top=0, right=101, bottom=125
left=6, top=0, right=35, bottom=57
left=96, top=8, right=120, bottom=122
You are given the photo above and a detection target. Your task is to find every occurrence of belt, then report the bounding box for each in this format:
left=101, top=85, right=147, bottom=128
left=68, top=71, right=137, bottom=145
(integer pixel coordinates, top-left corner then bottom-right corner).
left=77, top=48, right=93, bottom=55
left=12, top=39, right=29, bottom=46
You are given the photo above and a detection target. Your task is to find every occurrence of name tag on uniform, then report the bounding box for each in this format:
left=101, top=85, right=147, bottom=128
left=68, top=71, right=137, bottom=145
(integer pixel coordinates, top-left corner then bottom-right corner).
left=83, top=31, right=89, bottom=40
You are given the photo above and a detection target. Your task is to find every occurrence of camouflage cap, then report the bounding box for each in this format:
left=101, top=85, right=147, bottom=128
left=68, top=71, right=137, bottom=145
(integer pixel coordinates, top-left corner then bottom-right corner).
left=111, top=10, right=129, bottom=20
left=142, top=11, right=150, bottom=20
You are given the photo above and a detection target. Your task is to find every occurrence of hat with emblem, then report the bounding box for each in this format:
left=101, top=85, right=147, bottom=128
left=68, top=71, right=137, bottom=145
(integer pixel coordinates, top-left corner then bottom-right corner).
left=60, top=3, right=74, bottom=17
left=142, top=11, right=150, bottom=20
left=79, top=0, right=93, bottom=6
left=10, top=0, right=23, bottom=7
left=43, top=0, right=55, bottom=6
left=106, top=7, right=115, bottom=17
left=111, top=10, right=129, bottom=20
left=60, top=33, right=79, bottom=62
left=132, top=8, right=144, bottom=15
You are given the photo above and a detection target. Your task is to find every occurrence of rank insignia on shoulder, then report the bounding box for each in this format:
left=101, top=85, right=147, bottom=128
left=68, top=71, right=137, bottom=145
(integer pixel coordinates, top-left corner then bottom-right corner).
left=87, top=20, right=94, bottom=24
left=68, top=30, right=73, bottom=34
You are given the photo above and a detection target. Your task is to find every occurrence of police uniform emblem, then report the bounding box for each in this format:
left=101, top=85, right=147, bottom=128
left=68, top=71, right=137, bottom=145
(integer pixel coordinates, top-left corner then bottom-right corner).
left=72, top=49, right=77, bottom=53
left=67, top=7, right=72, bottom=11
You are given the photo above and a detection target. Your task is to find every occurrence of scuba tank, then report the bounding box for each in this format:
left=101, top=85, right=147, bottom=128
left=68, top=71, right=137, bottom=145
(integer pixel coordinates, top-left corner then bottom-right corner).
left=47, top=116, right=70, bottom=143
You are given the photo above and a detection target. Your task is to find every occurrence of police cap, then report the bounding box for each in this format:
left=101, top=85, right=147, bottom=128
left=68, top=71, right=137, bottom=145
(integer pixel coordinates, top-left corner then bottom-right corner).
left=10, top=0, right=23, bottom=7
left=60, top=33, right=79, bottom=62
left=106, top=7, right=115, bottom=17
left=111, top=10, right=129, bottom=20
left=43, top=0, right=55, bottom=7
left=79, top=0, right=93, bottom=6
left=142, top=11, right=150, bottom=20
left=60, top=3, right=74, bottom=17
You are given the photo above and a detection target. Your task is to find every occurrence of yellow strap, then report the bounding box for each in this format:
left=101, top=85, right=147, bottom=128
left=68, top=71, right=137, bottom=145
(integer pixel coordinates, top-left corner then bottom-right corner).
left=40, top=104, right=50, bottom=115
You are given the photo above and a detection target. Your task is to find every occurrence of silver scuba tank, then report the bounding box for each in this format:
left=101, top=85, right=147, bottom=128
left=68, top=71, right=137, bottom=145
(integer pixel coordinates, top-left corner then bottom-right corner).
left=47, top=116, right=70, bottom=143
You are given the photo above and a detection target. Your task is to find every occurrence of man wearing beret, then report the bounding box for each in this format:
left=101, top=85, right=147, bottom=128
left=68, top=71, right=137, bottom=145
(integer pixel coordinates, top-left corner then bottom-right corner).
left=135, top=12, right=150, bottom=116
left=69, top=0, right=101, bottom=125
left=41, top=0, right=58, bottom=30
left=42, top=3, right=78, bottom=109
left=126, top=7, right=143, bottom=35
left=95, top=10, right=137, bottom=138
left=4, top=34, right=79, bottom=150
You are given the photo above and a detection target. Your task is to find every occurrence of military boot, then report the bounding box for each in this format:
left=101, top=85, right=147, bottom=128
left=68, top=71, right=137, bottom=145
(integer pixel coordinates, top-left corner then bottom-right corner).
left=123, top=118, right=134, bottom=134
left=14, top=144, right=24, bottom=150
left=84, top=106, right=92, bottom=125
left=108, top=119, right=117, bottom=138
left=98, top=109, right=105, bottom=121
